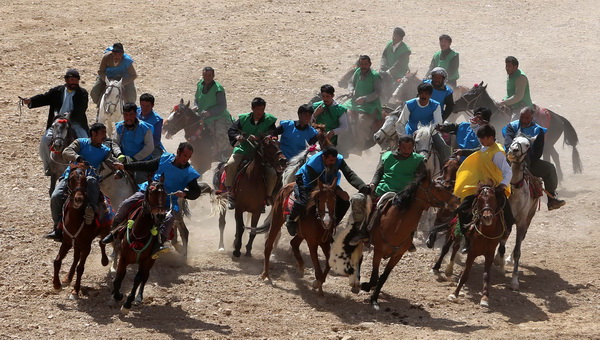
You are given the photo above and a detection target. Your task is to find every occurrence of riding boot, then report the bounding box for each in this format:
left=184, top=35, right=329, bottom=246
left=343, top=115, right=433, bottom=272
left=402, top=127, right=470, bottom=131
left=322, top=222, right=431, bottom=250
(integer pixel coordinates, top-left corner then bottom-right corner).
left=84, top=204, right=95, bottom=225
left=101, top=231, right=115, bottom=245
left=425, top=230, right=437, bottom=249
left=151, top=233, right=171, bottom=260
left=286, top=211, right=300, bottom=237
left=547, top=193, right=566, bottom=211
left=458, top=215, right=471, bottom=254
left=348, top=222, right=369, bottom=246
left=226, top=187, right=235, bottom=210
left=45, top=227, right=63, bottom=242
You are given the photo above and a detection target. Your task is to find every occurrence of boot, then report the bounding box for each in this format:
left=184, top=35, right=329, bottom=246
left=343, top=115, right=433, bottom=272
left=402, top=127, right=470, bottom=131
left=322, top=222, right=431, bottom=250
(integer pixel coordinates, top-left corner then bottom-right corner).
left=547, top=196, right=566, bottom=211
left=101, top=230, right=116, bottom=245
left=461, top=237, right=470, bottom=254
left=227, top=190, right=235, bottom=210
left=425, top=231, right=438, bottom=249
left=45, top=228, right=62, bottom=242
left=286, top=215, right=299, bottom=237
left=348, top=222, right=369, bottom=246
left=84, top=204, right=95, bottom=225
left=408, top=231, right=417, bottom=252
left=151, top=234, right=171, bottom=259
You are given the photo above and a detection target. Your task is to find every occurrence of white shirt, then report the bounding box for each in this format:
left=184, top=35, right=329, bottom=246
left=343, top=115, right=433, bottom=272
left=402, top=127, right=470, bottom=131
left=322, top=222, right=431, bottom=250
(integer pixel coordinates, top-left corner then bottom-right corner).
left=481, top=145, right=513, bottom=186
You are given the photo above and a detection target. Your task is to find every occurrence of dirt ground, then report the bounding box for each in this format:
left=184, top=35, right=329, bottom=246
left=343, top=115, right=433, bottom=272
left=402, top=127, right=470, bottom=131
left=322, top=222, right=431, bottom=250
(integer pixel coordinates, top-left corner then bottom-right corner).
left=1, top=0, right=599, bottom=339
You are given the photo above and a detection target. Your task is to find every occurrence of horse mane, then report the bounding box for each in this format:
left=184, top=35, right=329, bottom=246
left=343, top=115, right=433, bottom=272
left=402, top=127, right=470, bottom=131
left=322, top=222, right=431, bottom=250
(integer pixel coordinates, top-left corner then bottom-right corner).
left=391, top=172, right=427, bottom=212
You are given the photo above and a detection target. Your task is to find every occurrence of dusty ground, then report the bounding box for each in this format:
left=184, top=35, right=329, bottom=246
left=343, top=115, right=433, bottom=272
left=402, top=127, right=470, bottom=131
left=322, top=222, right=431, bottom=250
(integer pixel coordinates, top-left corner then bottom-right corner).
left=1, top=0, right=599, bottom=339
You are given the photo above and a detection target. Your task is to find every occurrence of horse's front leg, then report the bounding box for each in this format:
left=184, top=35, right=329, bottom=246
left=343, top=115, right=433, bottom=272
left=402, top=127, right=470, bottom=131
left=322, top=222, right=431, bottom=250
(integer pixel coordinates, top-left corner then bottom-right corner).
left=99, top=239, right=109, bottom=267
left=110, top=252, right=127, bottom=304
left=121, top=268, right=143, bottom=314
left=432, top=234, right=452, bottom=274
left=449, top=248, right=476, bottom=301
left=109, top=240, right=120, bottom=274
left=53, top=242, right=71, bottom=291
left=232, top=210, right=244, bottom=258
left=480, top=249, right=495, bottom=307
left=245, top=213, right=260, bottom=257
left=510, top=226, right=526, bottom=291
left=71, top=245, right=92, bottom=298
left=370, top=253, right=403, bottom=310
left=65, top=243, right=81, bottom=286
left=290, top=235, right=305, bottom=275
left=218, top=210, right=226, bottom=252
left=307, top=243, right=325, bottom=295
left=133, top=262, right=154, bottom=306
left=361, top=249, right=382, bottom=292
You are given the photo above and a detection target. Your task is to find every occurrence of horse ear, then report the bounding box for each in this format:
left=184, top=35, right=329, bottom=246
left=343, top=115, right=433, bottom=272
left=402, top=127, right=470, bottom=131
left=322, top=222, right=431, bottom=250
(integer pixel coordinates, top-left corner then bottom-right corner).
left=186, top=100, right=190, bottom=108
left=179, top=98, right=185, bottom=106
left=479, top=81, right=484, bottom=87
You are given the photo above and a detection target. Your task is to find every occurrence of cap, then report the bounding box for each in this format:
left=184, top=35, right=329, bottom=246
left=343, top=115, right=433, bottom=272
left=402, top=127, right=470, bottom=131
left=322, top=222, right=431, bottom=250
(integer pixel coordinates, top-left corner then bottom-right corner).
left=64, top=68, right=80, bottom=79
left=112, top=42, right=124, bottom=53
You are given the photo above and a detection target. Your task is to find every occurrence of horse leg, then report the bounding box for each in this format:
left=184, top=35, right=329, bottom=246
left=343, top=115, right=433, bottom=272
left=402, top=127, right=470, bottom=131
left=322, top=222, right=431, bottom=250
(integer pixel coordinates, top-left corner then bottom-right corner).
left=110, top=240, right=120, bottom=274
left=510, top=226, right=526, bottom=291
left=494, top=238, right=507, bottom=272
left=361, top=250, right=382, bottom=292
left=290, top=235, right=305, bottom=275
left=71, top=245, right=91, bottom=298
left=65, top=243, right=80, bottom=285
left=245, top=213, right=260, bottom=257
left=321, top=240, right=332, bottom=280
left=49, top=175, right=57, bottom=197
left=134, top=262, right=153, bottom=306
left=178, top=220, right=189, bottom=258
left=111, top=254, right=127, bottom=303
left=261, top=212, right=282, bottom=282
left=99, top=240, right=109, bottom=267
left=432, top=233, right=452, bottom=274
left=445, top=238, right=461, bottom=280
left=218, top=210, right=226, bottom=252
left=370, top=254, right=403, bottom=310
left=480, top=249, right=495, bottom=307
left=449, top=250, right=476, bottom=301
left=232, top=210, right=244, bottom=258
left=121, top=268, right=144, bottom=314
left=53, top=242, right=71, bottom=291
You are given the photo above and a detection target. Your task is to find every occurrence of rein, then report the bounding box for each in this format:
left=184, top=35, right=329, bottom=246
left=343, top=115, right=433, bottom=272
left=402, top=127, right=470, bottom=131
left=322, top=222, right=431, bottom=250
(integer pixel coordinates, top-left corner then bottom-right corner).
left=102, top=85, right=123, bottom=116
left=471, top=187, right=506, bottom=240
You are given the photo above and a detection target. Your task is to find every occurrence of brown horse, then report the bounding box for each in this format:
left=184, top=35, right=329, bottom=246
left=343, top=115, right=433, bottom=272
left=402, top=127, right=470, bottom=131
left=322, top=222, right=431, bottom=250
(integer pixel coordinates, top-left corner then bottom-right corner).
left=448, top=184, right=505, bottom=307
left=53, top=166, right=110, bottom=299
left=214, top=136, right=286, bottom=258
left=261, top=178, right=338, bottom=295
left=110, top=176, right=167, bottom=314
left=358, top=172, right=459, bottom=309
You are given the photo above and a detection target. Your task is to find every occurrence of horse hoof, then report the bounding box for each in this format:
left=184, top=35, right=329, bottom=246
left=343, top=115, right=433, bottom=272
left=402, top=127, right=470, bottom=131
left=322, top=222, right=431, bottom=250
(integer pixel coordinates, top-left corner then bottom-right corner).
left=108, top=299, right=118, bottom=307
left=350, top=286, right=360, bottom=294
left=133, top=299, right=142, bottom=307
left=510, top=281, right=520, bottom=291
left=218, top=247, right=225, bottom=253
left=448, top=294, right=457, bottom=301
left=360, top=282, right=371, bottom=292
left=232, top=250, right=241, bottom=258
left=120, top=306, right=130, bottom=315
left=312, top=279, right=322, bottom=290
left=371, top=300, right=380, bottom=311
left=244, top=252, right=252, bottom=257
left=480, top=298, right=489, bottom=308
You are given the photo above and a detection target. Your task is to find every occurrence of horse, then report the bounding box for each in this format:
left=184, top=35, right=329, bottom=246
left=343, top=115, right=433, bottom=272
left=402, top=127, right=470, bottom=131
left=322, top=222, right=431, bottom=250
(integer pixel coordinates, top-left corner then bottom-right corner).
left=213, top=136, right=286, bottom=257
left=46, top=114, right=77, bottom=196
left=452, top=82, right=582, bottom=180
left=333, top=172, right=459, bottom=309
left=261, top=178, right=338, bottom=295
left=52, top=166, right=110, bottom=299
left=110, top=176, right=167, bottom=314
left=163, top=99, right=232, bottom=175
left=97, top=79, right=123, bottom=137
left=448, top=184, right=505, bottom=307
left=493, top=134, right=542, bottom=291
left=372, top=108, right=399, bottom=151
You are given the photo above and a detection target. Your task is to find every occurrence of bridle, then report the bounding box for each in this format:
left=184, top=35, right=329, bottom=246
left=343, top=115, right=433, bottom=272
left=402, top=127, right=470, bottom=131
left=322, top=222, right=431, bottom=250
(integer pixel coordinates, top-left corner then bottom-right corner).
left=471, top=185, right=505, bottom=240
left=415, top=177, right=456, bottom=210
left=102, top=83, right=123, bottom=116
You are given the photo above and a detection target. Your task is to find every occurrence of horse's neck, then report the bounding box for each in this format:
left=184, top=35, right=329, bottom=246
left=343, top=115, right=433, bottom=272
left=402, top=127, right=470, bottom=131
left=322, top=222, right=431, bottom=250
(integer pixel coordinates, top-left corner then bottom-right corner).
left=510, top=161, right=526, bottom=185
left=132, top=209, right=155, bottom=236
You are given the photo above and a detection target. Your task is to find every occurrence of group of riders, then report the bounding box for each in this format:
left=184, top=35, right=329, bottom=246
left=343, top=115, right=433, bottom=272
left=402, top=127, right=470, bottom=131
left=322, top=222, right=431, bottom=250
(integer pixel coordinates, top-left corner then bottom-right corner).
left=23, top=32, right=566, bottom=259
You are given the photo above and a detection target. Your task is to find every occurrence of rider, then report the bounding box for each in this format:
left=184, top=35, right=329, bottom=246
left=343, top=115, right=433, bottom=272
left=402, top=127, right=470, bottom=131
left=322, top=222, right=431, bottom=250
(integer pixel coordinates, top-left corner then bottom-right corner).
left=102, top=142, right=203, bottom=259
left=194, top=66, right=234, bottom=162
left=502, top=107, right=566, bottom=210
left=379, top=27, right=411, bottom=85
left=436, top=106, right=492, bottom=161
left=425, top=34, right=460, bottom=89
left=112, top=102, right=155, bottom=184
left=454, top=124, right=515, bottom=253
left=498, top=56, right=533, bottom=118
left=224, top=97, right=278, bottom=207
left=272, top=104, right=318, bottom=160
left=311, top=84, right=349, bottom=146
left=47, top=123, right=117, bottom=241
left=349, top=135, right=427, bottom=246
left=137, top=93, right=165, bottom=159
left=423, top=67, right=454, bottom=121
left=343, top=55, right=383, bottom=153
left=90, top=43, right=137, bottom=105
left=286, top=147, right=371, bottom=236
left=22, top=69, right=89, bottom=176
left=395, top=82, right=451, bottom=165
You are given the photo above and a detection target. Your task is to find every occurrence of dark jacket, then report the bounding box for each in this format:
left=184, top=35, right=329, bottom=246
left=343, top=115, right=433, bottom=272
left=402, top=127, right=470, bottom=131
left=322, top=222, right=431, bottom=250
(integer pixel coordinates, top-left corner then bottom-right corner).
left=29, top=85, right=89, bottom=133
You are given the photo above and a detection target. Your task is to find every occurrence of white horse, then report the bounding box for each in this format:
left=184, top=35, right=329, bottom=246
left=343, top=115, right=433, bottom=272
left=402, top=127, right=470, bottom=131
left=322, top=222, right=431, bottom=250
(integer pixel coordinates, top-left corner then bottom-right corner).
left=494, top=134, right=540, bottom=290
left=372, top=108, right=400, bottom=150
left=97, top=79, right=123, bottom=137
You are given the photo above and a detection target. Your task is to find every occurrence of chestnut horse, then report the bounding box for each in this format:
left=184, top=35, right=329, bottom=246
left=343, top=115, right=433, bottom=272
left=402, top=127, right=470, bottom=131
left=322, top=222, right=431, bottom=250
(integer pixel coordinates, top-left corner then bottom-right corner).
left=353, top=172, right=459, bottom=309
left=110, top=176, right=167, bottom=314
left=261, top=178, right=338, bottom=295
left=53, top=166, right=110, bottom=299
left=448, top=184, right=505, bottom=307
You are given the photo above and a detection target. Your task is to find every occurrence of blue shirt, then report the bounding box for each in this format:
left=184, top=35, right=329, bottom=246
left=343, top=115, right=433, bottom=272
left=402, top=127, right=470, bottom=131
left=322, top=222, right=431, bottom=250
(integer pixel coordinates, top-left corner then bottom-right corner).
left=115, top=120, right=154, bottom=160
left=137, top=108, right=164, bottom=151
left=278, top=120, right=318, bottom=159
left=296, top=151, right=343, bottom=190
left=62, top=138, right=110, bottom=179
left=423, top=79, right=453, bottom=112
left=405, top=98, right=441, bottom=135
left=103, top=47, right=134, bottom=79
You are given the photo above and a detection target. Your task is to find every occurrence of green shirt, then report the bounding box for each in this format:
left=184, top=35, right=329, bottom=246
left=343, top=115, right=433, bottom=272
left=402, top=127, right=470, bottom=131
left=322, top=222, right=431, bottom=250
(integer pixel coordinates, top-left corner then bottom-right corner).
left=432, top=49, right=459, bottom=81
left=195, top=80, right=232, bottom=124
left=233, top=112, right=277, bottom=155
left=343, top=68, right=383, bottom=118
left=505, top=69, right=532, bottom=109
left=375, top=151, right=425, bottom=197
left=382, top=41, right=411, bottom=80
left=312, top=100, right=346, bottom=145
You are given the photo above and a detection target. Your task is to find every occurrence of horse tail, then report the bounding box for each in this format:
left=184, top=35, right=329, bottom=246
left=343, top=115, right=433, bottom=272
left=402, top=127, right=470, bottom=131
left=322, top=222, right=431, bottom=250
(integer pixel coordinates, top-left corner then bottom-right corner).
left=179, top=198, right=191, bottom=219
left=198, top=181, right=227, bottom=218
left=555, top=113, right=583, bottom=173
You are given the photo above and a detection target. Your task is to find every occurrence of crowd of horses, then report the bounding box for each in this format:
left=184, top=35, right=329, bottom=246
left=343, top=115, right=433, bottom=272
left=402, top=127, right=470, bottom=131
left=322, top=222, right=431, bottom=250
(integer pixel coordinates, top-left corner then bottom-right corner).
left=44, top=70, right=582, bottom=313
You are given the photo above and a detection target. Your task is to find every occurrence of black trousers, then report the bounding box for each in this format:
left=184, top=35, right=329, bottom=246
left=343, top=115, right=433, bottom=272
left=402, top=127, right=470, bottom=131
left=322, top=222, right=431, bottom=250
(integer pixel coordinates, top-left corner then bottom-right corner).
left=289, top=175, right=350, bottom=223
left=529, top=159, right=558, bottom=194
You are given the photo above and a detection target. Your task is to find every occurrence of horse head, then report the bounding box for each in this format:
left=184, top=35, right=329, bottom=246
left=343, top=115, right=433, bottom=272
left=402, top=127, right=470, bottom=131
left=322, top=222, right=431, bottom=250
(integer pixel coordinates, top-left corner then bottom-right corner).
left=144, top=175, right=168, bottom=225
left=476, top=183, right=497, bottom=227
left=392, top=71, right=421, bottom=103
left=437, top=156, right=460, bottom=191
left=260, top=135, right=287, bottom=172
left=420, top=171, right=460, bottom=211
left=313, top=177, right=338, bottom=229
left=452, top=81, right=488, bottom=113
left=312, top=123, right=333, bottom=149
left=68, top=167, right=88, bottom=209
left=51, top=115, right=74, bottom=153
left=102, top=79, right=123, bottom=117
left=163, top=99, right=199, bottom=140
left=373, top=108, right=399, bottom=147
left=413, top=124, right=436, bottom=160
left=507, top=134, right=535, bottom=164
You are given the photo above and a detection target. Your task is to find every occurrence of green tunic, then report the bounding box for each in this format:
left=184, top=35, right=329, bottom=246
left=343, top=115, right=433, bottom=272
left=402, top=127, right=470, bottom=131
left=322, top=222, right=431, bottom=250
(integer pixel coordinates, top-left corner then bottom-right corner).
left=233, top=112, right=277, bottom=155
left=432, top=49, right=459, bottom=81
left=382, top=41, right=411, bottom=80
left=343, top=68, right=382, bottom=118
left=375, top=151, right=425, bottom=197
left=195, top=80, right=232, bottom=124
left=312, top=100, right=346, bottom=145
left=504, top=69, right=532, bottom=109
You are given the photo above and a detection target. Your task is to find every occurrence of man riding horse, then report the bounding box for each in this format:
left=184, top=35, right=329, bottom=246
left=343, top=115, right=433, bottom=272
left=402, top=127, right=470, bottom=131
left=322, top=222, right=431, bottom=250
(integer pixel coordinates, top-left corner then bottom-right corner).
left=379, top=27, right=411, bottom=86
left=47, top=123, right=118, bottom=241
left=22, top=69, right=89, bottom=176
left=499, top=56, right=532, bottom=118
left=224, top=97, right=278, bottom=208
left=425, top=34, right=460, bottom=89
left=90, top=43, right=137, bottom=105
left=312, top=84, right=349, bottom=146
left=502, top=107, right=566, bottom=210
left=102, top=142, right=202, bottom=258
left=454, top=124, right=515, bottom=253
left=272, top=104, right=318, bottom=160
left=137, top=93, right=165, bottom=159
left=286, top=147, right=371, bottom=236
left=423, top=67, right=455, bottom=121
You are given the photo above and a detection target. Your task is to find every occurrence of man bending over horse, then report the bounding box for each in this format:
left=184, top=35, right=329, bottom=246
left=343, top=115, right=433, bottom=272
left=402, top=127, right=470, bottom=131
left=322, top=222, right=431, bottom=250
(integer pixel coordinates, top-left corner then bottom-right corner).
left=502, top=107, right=566, bottom=210
left=90, top=43, right=137, bottom=105
left=454, top=124, right=515, bottom=253
left=102, top=142, right=202, bottom=258
left=21, top=69, right=89, bottom=176
left=499, top=56, right=532, bottom=118
left=137, top=93, right=165, bottom=159
left=286, top=147, right=371, bottom=236
left=312, top=84, right=349, bottom=146
left=349, top=135, right=427, bottom=246
left=47, top=123, right=118, bottom=241
left=395, top=82, right=451, bottom=165
left=195, top=66, right=234, bottom=162
left=272, top=104, right=318, bottom=160
left=112, top=102, right=155, bottom=184
left=224, top=97, right=278, bottom=208
left=436, top=106, right=492, bottom=161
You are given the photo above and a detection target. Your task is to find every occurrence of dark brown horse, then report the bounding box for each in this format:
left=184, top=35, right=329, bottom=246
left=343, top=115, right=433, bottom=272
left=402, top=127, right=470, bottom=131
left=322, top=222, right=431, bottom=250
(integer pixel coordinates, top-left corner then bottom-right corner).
left=163, top=99, right=232, bottom=174
left=46, top=114, right=77, bottom=196
left=261, top=178, right=338, bottom=295
left=110, top=176, right=167, bottom=314
left=213, top=136, right=286, bottom=257
left=448, top=184, right=505, bottom=307
left=354, top=172, right=459, bottom=309
left=53, top=166, right=110, bottom=299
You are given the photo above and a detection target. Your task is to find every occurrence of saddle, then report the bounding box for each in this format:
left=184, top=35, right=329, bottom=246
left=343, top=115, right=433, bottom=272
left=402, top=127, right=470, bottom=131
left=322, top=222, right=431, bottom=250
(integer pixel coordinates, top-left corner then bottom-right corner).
left=533, top=104, right=551, bottom=129
left=514, top=168, right=544, bottom=199
left=283, top=190, right=299, bottom=215
left=114, top=198, right=145, bottom=241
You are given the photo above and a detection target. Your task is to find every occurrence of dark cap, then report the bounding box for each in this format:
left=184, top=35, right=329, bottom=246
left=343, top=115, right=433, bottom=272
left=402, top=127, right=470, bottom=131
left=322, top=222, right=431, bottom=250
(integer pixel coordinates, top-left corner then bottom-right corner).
left=112, top=42, right=124, bottom=53
left=64, top=69, right=80, bottom=79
